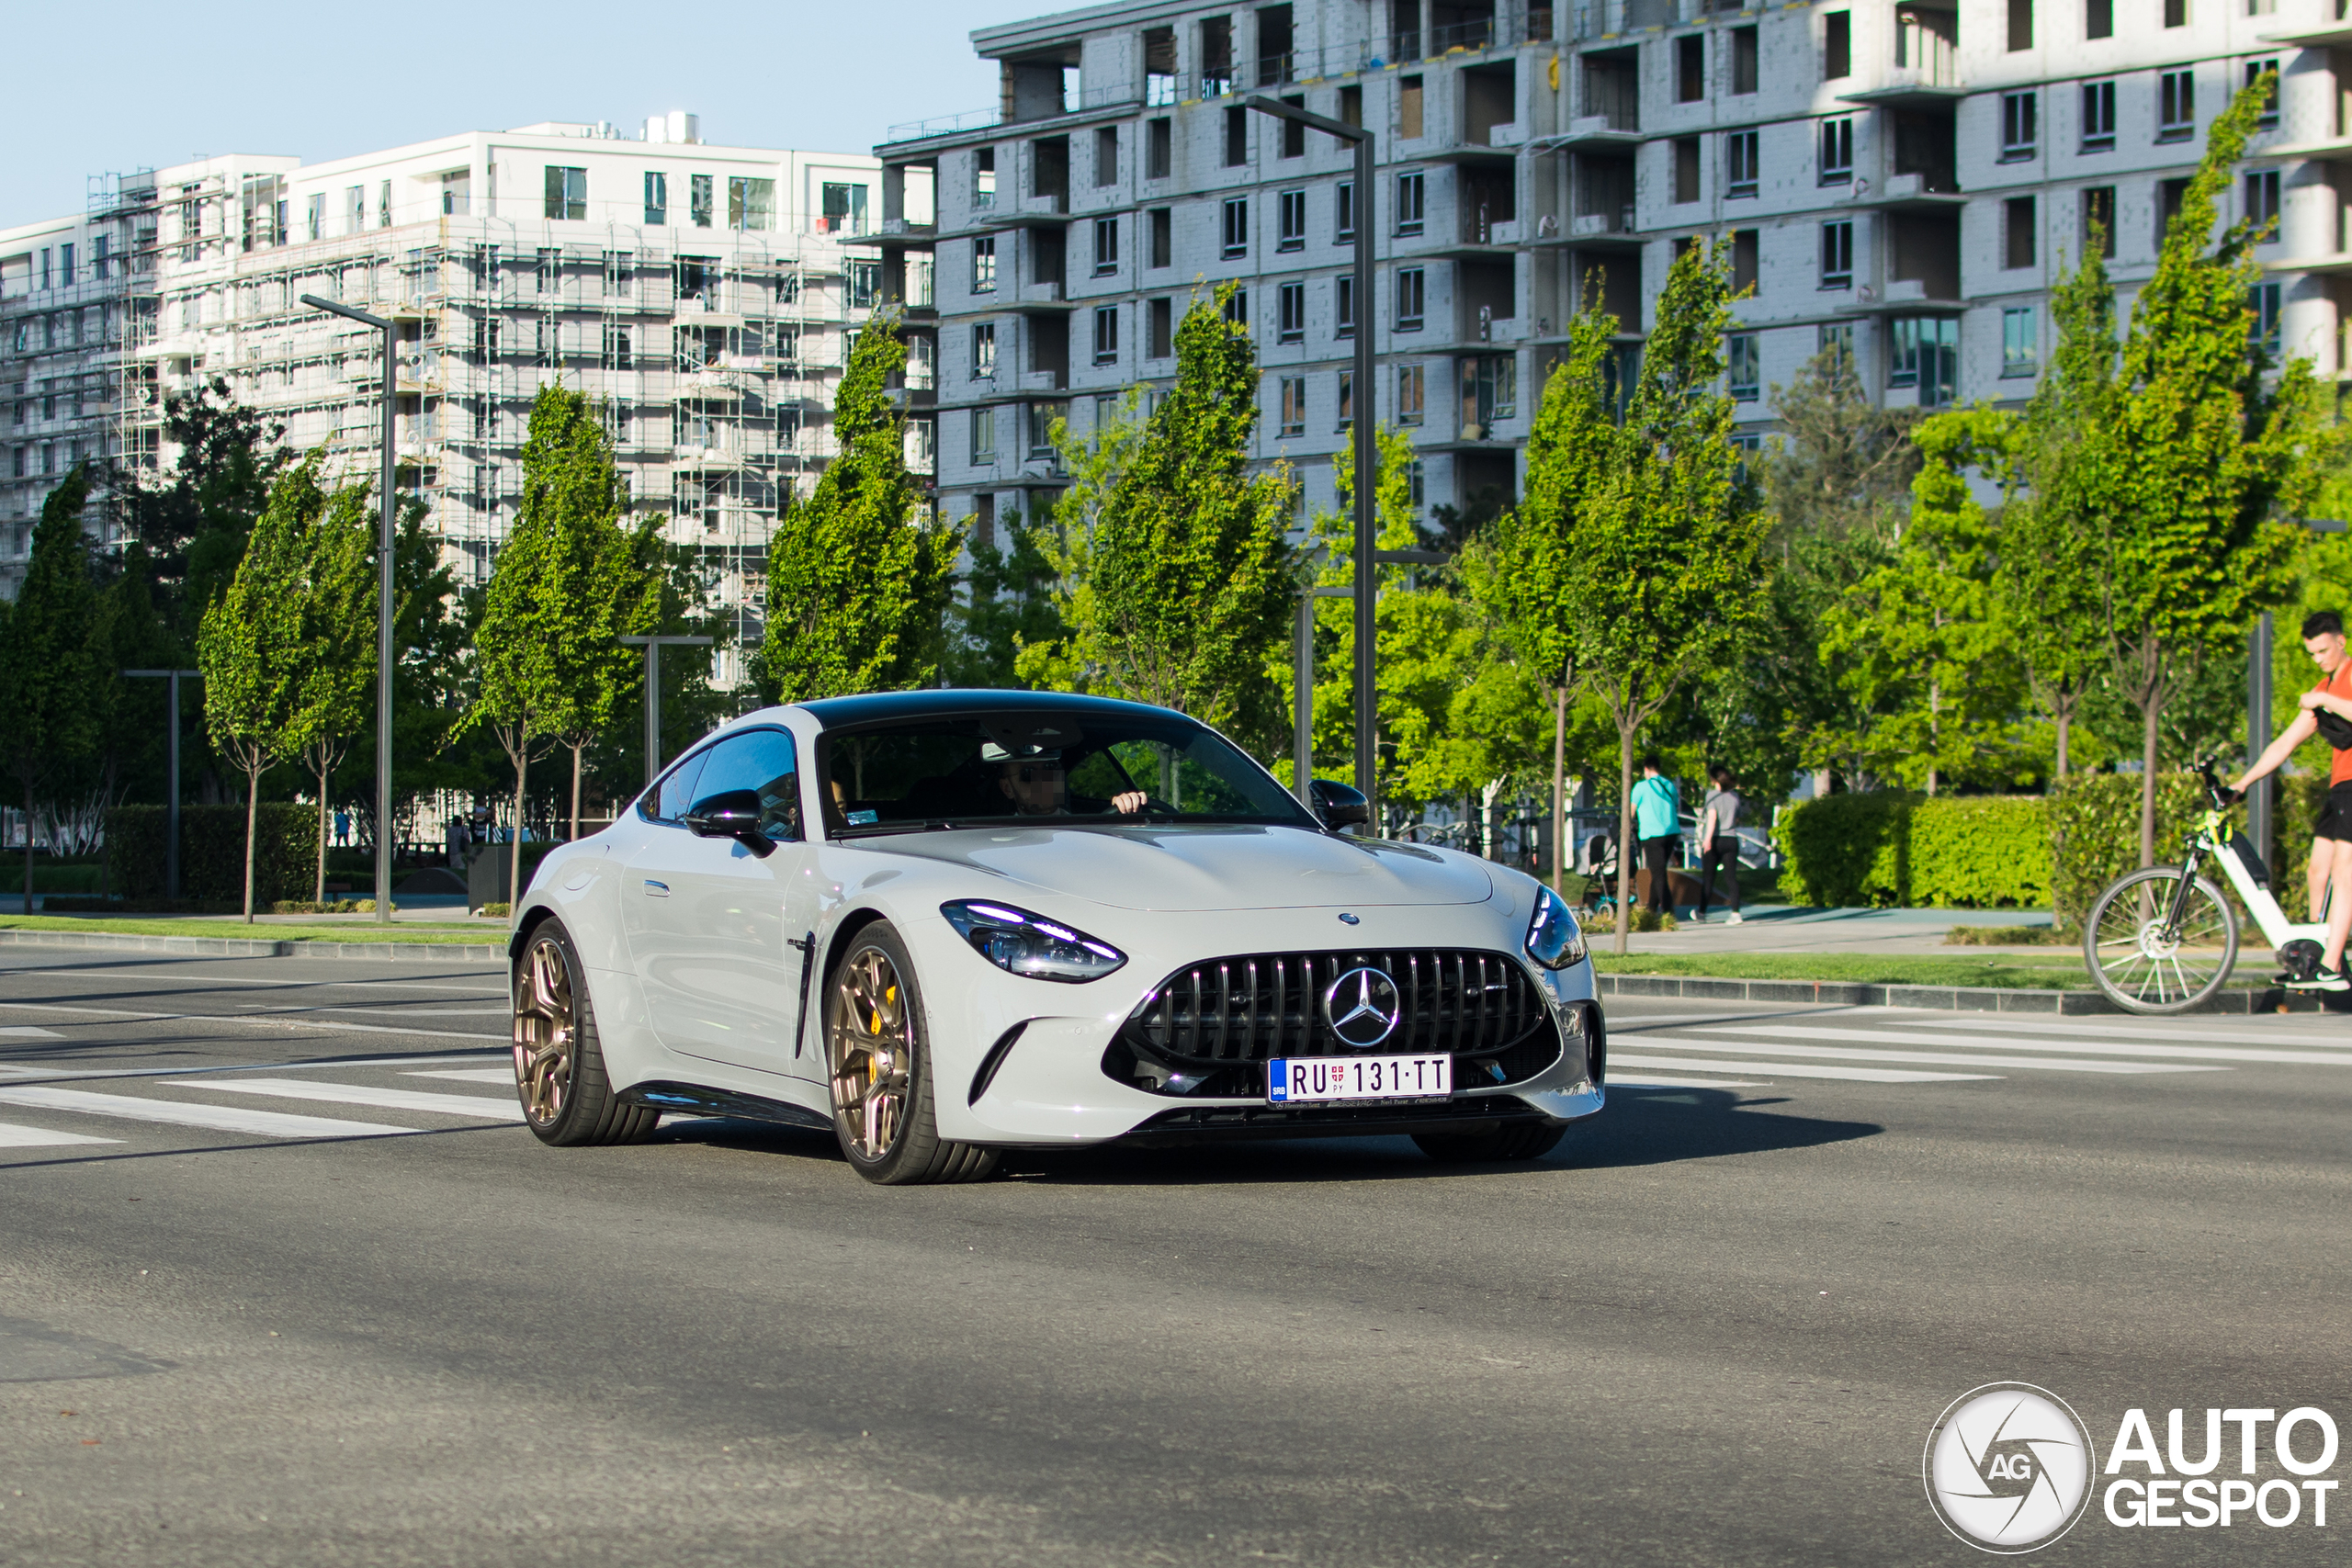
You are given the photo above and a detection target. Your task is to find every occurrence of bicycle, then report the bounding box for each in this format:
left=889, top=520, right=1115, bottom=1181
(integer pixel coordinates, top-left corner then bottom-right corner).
left=2082, top=764, right=2324, bottom=1014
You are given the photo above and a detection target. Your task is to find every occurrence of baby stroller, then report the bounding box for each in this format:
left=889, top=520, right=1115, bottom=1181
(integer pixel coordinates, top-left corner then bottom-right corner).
left=1577, top=833, right=1625, bottom=923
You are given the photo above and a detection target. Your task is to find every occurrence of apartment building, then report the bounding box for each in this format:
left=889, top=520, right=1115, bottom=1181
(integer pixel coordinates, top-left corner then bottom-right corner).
left=0, top=117, right=895, bottom=679
left=867, top=0, right=2348, bottom=536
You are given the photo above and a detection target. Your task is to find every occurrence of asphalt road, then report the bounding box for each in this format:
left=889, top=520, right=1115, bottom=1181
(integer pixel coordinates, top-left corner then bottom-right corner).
left=3, top=949, right=2350, bottom=1566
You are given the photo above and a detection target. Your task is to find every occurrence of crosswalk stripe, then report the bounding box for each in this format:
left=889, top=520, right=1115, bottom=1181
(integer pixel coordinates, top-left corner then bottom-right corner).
left=0, top=1120, right=119, bottom=1148
left=168, top=1078, right=526, bottom=1122
left=1657, top=1031, right=2222, bottom=1074
left=1913, top=1017, right=2352, bottom=1051
left=0, top=1000, right=503, bottom=1042
left=1703, top=1022, right=2352, bottom=1067
left=1609, top=1073, right=1770, bottom=1089
left=1611, top=1052, right=1997, bottom=1084
left=0, top=1026, right=63, bottom=1038
left=0, top=1086, right=413, bottom=1139
left=404, top=1068, right=514, bottom=1086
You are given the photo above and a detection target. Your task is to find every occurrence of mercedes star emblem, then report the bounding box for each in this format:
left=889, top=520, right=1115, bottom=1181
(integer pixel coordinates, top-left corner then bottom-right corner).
left=1322, top=966, right=1403, bottom=1049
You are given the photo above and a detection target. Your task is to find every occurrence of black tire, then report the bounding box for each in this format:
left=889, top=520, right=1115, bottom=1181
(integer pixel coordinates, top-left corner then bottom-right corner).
left=512, top=919, right=659, bottom=1147
left=825, top=921, right=999, bottom=1186
left=2083, top=865, right=2239, bottom=1015
left=1412, top=1122, right=1566, bottom=1163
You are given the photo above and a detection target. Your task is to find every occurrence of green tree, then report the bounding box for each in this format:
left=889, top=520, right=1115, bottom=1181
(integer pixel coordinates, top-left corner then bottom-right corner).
left=282, top=480, right=377, bottom=903
left=198, top=458, right=314, bottom=920
left=1539, top=243, right=1771, bottom=949
left=111, top=378, right=292, bottom=637
left=759, top=309, right=959, bottom=701
left=85, top=547, right=179, bottom=902
left=0, top=468, right=103, bottom=913
left=2043, top=73, right=2321, bottom=864
left=943, top=513, right=1066, bottom=690
left=1023, top=288, right=1297, bottom=732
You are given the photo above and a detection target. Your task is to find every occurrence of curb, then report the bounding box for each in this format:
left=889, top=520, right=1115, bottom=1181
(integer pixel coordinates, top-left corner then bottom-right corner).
left=0, top=929, right=508, bottom=963
left=1595, top=973, right=2296, bottom=1016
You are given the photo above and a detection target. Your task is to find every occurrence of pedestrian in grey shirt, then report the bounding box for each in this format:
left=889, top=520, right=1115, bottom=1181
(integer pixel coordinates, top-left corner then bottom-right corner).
left=1696, top=768, right=1743, bottom=925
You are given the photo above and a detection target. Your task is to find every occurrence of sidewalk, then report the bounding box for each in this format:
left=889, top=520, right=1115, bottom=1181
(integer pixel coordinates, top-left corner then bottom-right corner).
left=1615, top=903, right=2056, bottom=958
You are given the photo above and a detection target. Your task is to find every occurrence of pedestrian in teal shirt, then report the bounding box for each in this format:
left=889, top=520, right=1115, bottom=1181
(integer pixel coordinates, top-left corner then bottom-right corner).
left=1631, top=757, right=1680, bottom=914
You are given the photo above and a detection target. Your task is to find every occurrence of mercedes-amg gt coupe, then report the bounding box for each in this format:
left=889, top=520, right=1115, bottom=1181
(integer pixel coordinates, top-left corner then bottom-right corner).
left=505, top=690, right=1605, bottom=1183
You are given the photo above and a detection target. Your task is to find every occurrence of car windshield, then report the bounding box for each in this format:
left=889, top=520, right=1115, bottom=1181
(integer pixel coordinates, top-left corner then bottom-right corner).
left=819, top=711, right=1316, bottom=835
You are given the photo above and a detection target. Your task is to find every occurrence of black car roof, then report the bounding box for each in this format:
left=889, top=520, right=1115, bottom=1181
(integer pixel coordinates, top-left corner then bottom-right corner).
left=797, top=689, right=1196, bottom=729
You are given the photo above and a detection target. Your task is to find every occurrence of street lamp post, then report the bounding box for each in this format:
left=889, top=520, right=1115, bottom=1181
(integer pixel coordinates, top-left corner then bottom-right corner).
left=1245, top=95, right=1376, bottom=804
left=299, top=292, right=397, bottom=925
left=121, top=668, right=200, bottom=900
left=619, top=636, right=715, bottom=790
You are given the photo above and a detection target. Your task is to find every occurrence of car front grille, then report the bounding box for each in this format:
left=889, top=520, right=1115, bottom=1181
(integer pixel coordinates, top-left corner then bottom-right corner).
left=1122, top=948, right=1549, bottom=1065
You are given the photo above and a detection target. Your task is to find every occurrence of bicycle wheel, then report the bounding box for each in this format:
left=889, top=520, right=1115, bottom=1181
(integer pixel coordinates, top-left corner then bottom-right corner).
left=2083, top=865, right=2239, bottom=1015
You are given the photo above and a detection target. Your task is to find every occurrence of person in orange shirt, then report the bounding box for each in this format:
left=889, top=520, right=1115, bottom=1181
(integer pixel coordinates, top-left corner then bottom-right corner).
left=2231, top=610, right=2352, bottom=991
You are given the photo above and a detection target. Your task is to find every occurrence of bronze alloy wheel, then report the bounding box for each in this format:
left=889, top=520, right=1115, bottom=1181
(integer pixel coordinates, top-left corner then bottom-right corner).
left=513, top=932, right=578, bottom=1130
left=830, top=946, right=915, bottom=1162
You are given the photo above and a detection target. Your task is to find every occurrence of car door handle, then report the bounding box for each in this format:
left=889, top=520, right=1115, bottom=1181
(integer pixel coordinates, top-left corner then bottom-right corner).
left=642, top=879, right=671, bottom=897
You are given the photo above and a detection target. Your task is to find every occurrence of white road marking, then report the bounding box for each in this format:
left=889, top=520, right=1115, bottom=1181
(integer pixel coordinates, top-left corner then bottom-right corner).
left=0, top=1051, right=505, bottom=1087
left=0, top=967, right=501, bottom=993
left=0, top=1000, right=500, bottom=1042
left=1913, top=1017, right=2352, bottom=1051
left=311, top=1007, right=510, bottom=1017
left=0, top=1086, right=413, bottom=1138
left=405, top=1068, right=514, bottom=1085
left=0, top=1121, right=119, bottom=1148
left=169, top=1078, right=526, bottom=1122
left=1608, top=1073, right=1770, bottom=1089
left=1609, top=1052, right=1997, bottom=1084
left=1704, top=1022, right=2352, bottom=1067
left=0, top=1026, right=63, bottom=1037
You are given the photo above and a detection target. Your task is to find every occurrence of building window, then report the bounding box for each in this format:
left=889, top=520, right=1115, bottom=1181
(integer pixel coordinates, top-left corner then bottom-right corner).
left=1461, top=354, right=1515, bottom=432
left=1093, top=304, right=1119, bottom=365
left=1890, top=317, right=1958, bottom=405
left=1337, top=276, right=1356, bottom=338
left=1149, top=297, right=1173, bottom=358
left=2157, top=177, right=2191, bottom=249
left=2002, top=307, right=2039, bottom=377
left=1146, top=118, right=1171, bottom=179
left=1279, top=377, right=1306, bottom=436
left=2165, top=0, right=2187, bottom=25
left=1278, top=281, right=1306, bottom=343
left=1337, top=369, right=1353, bottom=429
left=1732, top=27, right=1758, bottom=94
left=2083, top=186, right=2117, bottom=256
left=729, top=177, right=775, bottom=231
left=1095, top=125, right=1118, bottom=186
left=1676, top=35, right=1705, bottom=103
left=1337, top=180, right=1356, bottom=240
left=1149, top=208, right=1172, bottom=267
left=820, top=182, right=865, bottom=234
left=1400, top=74, right=1425, bottom=139
left=1396, top=267, right=1425, bottom=331
left=1225, top=105, right=1249, bottom=166
left=1732, top=229, right=1759, bottom=293
left=601, top=323, right=633, bottom=371
left=1820, top=321, right=1855, bottom=360
left=1094, top=216, right=1119, bottom=276
left=1279, top=190, right=1306, bottom=252
left=306, top=193, right=324, bottom=241
left=2246, top=168, right=2281, bottom=234
left=1725, top=131, right=1759, bottom=198
left=1222, top=197, right=1249, bottom=257
left=975, top=148, right=997, bottom=209
left=1825, top=11, right=1851, bottom=79
left=2251, top=280, right=2282, bottom=352
left=2246, top=60, right=2280, bottom=130
left=1223, top=288, right=1250, bottom=327
left=1398, top=363, right=1425, bottom=423
left=1820, top=118, right=1854, bottom=185
left=2157, top=70, right=2195, bottom=143
left=643, top=172, right=668, bottom=225
left=536, top=246, right=560, bottom=295
left=2082, top=81, right=2116, bottom=152
left=2004, top=197, right=2037, bottom=268
left=1279, top=95, right=1306, bottom=158
left=2001, top=93, right=2038, bottom=163
left=2086, top=0, right=2112, bottom=39
left=1726, top=333, right=1759, bottom=401
left=973, top=322, right=996, bottom=378
left=2008, top=0, right=2032, bottom=49
left=1670, top=139, right=1700, bottom=204
left=687, top=175, right=713, bottom=227
left=1820, top=220, right=1854, bottom=288
left=1396, top=171, right=1425, bottom=235
left=973, top=237, right=997, bottom=293
left=603, top=250, right=632, bottom=297
left=971, top=406, right=997, bottom=464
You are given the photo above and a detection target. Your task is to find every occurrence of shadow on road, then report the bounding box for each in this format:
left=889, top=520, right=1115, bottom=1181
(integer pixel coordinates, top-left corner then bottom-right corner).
left=1555, top=1085, right=1880, bottom=1169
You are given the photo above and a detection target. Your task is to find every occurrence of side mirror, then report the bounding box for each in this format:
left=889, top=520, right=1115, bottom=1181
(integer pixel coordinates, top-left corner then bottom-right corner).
left=1309, top=779, right=1371, bottom=833
left=681, top=789, right=779, bottom=857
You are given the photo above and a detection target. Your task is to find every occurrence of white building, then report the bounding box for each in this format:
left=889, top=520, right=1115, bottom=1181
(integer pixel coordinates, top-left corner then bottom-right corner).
left=1, top=115, right=907, bottom=682
left=867, top=0, right=2350, bottom=536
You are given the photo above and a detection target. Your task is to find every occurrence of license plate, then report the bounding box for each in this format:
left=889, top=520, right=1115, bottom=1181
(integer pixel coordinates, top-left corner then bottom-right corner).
left=1267, top=1054, right=1453, bottom=1104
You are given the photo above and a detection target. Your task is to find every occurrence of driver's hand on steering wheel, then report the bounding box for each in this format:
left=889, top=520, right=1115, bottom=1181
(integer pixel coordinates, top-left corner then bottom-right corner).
left=1111, top=790, right=1148, bottom=814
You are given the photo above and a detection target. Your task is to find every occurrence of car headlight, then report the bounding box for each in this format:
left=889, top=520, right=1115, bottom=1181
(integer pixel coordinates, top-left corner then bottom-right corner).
left=1525, top=882, right=1588, bottom=970
left=941, top=899, right=1128, bottom=983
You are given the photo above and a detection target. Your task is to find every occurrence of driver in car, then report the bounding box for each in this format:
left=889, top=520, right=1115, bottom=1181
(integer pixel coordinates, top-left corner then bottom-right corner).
left=994, top=750, right=1148, bottom=817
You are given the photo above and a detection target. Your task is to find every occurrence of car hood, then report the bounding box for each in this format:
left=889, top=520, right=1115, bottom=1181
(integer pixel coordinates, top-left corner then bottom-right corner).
left=860, top=824, right=1495, bottom=912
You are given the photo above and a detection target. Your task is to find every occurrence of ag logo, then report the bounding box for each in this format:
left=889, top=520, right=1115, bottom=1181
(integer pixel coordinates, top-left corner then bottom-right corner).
left=1321, top=966, right=1402, bottom=1048
left=1924, top=1383, right=2096, bottom=1553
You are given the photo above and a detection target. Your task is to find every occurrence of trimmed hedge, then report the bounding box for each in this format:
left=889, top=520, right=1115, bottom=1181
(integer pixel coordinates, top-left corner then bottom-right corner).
left=1774, top=794, right=2053, bottom=909
left=2047, top=772, right=2206, bottom=931
left=105, top=805, right=321, bottom=906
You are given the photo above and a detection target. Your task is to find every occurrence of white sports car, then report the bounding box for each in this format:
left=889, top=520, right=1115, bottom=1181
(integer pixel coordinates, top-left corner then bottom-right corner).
left=506, top=691, right=1605, bottom=1184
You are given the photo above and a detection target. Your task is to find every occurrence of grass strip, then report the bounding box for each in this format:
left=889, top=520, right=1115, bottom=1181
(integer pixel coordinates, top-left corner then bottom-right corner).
left=1589, top=951, right=2258, bottom=990
left=0, top=915, right=501, bottom=946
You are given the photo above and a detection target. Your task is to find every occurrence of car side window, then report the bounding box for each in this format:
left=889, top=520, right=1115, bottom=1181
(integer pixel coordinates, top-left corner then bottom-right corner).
left=686, top=728, right=801, bottom=842
left=645, top=748, right=713, bottom=825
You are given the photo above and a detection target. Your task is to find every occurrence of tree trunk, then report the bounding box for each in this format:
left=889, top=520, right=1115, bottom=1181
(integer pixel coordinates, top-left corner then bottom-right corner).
left=510, top=732, right=530, bottom=915
left=315, top=758, right=331, bottom=906
left=2054, top=696, right=2071, bottom=782
left=243, top=764, right=260, bottom=922
left=21, top=781, right=33, bottom=917
left=570, top=741, right=584, bottom=843
left=1926, top=676, right=1940, bottom=797
left=1613, top=722, right=1637, bottom=955
left=1549, top=684, right=1567, bottom=896
left=2139, top=695, right=2162, bottom=871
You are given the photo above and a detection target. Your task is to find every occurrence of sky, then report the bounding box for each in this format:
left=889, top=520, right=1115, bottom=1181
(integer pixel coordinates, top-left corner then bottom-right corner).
left=2, top=0, right=1051, bottom=229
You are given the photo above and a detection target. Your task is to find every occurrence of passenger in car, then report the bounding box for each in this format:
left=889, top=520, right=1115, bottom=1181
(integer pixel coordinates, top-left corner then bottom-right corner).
left=994, top=751, right=1148, bottom=817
